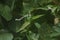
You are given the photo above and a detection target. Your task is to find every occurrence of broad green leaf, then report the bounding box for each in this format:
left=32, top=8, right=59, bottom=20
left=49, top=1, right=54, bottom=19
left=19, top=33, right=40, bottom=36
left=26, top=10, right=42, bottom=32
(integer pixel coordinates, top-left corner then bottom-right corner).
left=17, top=21, right=30, bottom=32
left=0, top=5, right=12, bottom=21
left=0, top=33, right=13, bottom=40
left=34, top=22, right=41, bottom=29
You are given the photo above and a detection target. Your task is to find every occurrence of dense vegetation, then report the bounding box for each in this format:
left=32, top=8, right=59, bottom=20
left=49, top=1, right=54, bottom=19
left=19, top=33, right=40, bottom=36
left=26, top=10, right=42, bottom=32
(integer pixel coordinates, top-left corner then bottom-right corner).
left=0, top=0, right=60, bottom=40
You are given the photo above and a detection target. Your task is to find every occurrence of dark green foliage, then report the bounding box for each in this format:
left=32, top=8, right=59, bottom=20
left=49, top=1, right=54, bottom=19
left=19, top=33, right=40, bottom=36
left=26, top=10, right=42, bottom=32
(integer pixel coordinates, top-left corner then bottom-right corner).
left=0, top=0, right=60, bottom=40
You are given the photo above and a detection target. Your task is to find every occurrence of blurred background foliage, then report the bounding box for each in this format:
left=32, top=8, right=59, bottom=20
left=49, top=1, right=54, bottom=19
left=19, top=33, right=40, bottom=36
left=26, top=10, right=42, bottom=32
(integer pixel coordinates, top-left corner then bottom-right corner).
left=0, top=0, right=60, bottom=40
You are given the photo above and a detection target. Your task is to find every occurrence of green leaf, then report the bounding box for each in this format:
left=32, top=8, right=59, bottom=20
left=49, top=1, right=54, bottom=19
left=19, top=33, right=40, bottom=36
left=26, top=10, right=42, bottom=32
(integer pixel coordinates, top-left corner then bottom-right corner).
left=53, top=25, right=60, bottom=33
left=34, top=22, right=41, bottom=29
left=0, top=5, right=12, bottom=21
left=50, top=32, right=60, bottom=37
left=26, top=31, right=39, bottom=40
left=32, top=15, right=44, bottom=20
left=0, top=33, right=13, bottom=40
left=10, top=0, right=15, bottom=11
left=17, top=21, right=30, bottom=32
